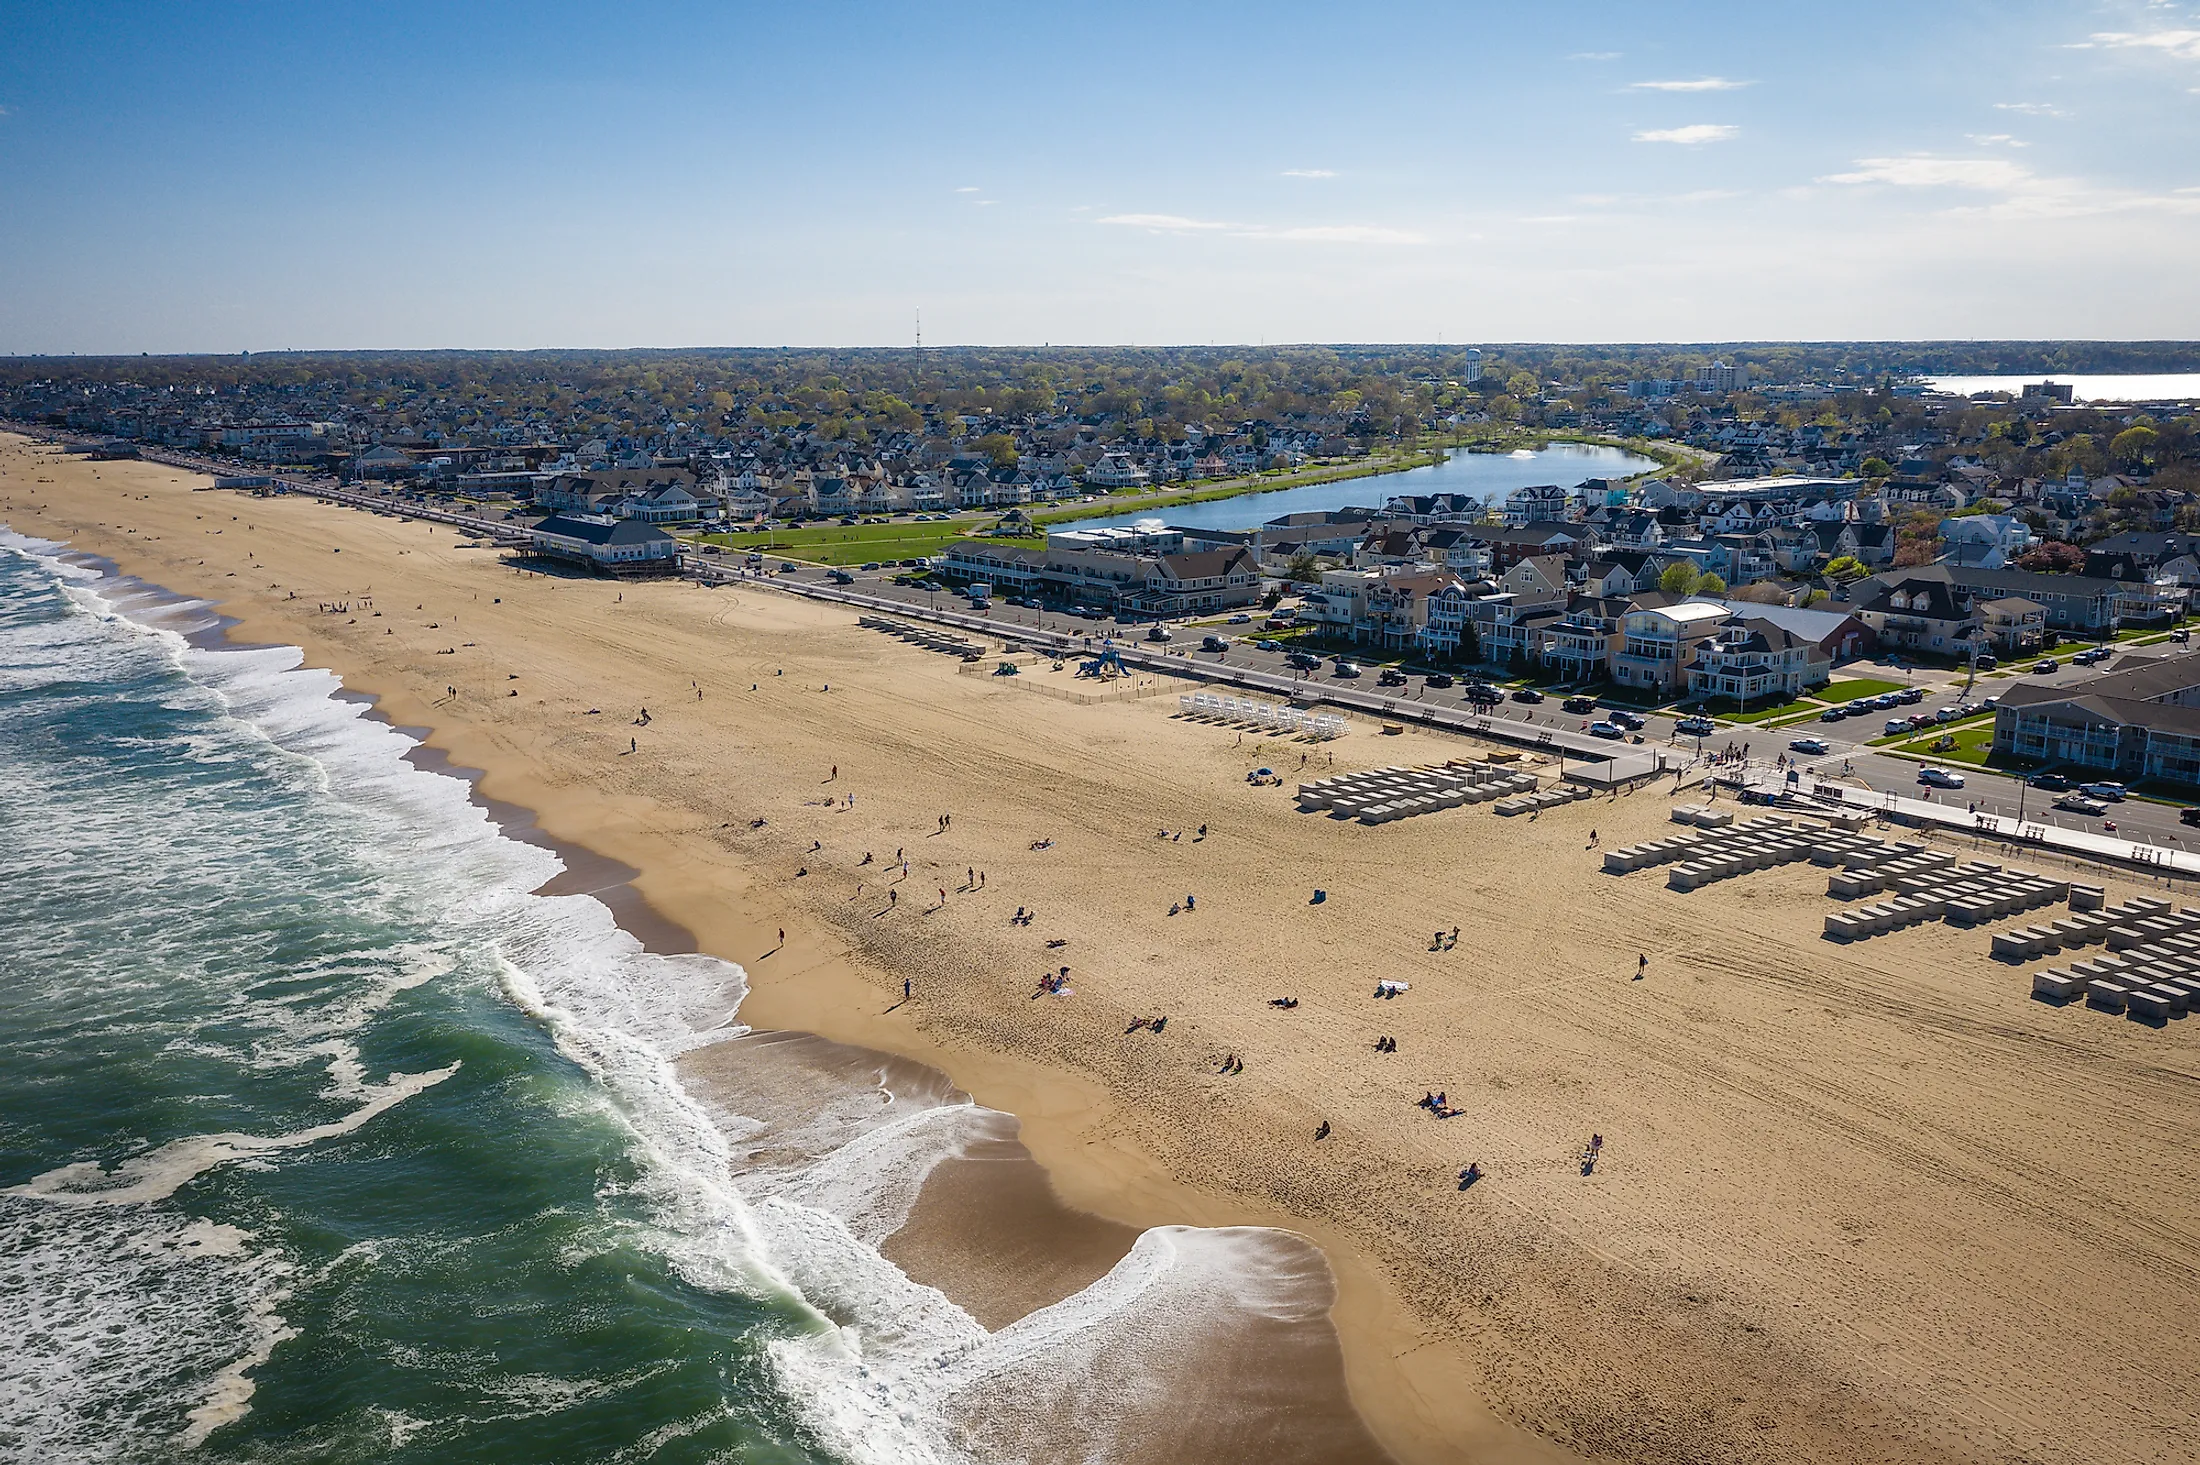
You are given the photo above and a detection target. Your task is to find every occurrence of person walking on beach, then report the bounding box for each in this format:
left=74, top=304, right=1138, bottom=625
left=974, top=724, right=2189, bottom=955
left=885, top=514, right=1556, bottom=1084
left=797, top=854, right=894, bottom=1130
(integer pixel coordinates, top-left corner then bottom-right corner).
left=903, top=978, right=911, bottom=1001
left=1636, top=953, right=1648, bottom=979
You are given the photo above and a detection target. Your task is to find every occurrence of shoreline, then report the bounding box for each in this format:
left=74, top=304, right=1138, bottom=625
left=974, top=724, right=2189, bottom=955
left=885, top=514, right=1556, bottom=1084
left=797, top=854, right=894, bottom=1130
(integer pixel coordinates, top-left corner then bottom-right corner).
left=14, top=432, right=2194, bottom=1465
left=0, top=437, right=1537, bottom=1463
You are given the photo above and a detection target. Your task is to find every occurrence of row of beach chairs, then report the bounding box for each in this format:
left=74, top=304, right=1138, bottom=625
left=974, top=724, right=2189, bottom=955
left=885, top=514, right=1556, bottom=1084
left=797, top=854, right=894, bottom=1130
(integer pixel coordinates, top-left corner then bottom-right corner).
left=1984, top=889, right=2154, bottom=963
left=1179, top=692, right=1346, bottom=740
left=2026, top=906, right=2200, bottom=1017
left=859, top=615, right=978, bottom=658
left=1296, top=761, right=1538, bottom=824
left=1823, top=862, right=2070, bottom=940
left=1494, top=784, right=1592, bottom=817
left=1601, top=814, right=1821, bottom=881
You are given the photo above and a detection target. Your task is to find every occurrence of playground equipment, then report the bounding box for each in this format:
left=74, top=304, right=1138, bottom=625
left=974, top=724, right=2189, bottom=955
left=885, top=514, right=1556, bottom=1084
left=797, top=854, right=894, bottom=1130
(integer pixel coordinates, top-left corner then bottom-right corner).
left=1079, top=648, right=1127, bottom=679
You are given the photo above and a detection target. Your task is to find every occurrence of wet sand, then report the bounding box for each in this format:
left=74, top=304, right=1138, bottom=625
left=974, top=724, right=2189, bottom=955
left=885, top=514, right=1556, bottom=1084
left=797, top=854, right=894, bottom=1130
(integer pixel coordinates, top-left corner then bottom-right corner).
left=11, top=434, right=2195, bottom=1465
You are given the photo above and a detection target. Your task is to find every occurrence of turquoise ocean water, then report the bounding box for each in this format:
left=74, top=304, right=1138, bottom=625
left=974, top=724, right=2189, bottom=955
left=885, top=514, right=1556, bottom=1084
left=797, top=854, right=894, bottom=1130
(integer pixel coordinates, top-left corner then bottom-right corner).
left=0, top=530, right=1358, bottom=1465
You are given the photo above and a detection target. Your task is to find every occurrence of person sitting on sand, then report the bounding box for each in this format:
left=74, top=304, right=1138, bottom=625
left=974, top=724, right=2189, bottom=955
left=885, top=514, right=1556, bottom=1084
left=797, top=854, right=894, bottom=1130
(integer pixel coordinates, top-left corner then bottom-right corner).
left=1314, top=1121, right=1331, bottom=1140
left=1460, top=1163, right=1481, bottom=1187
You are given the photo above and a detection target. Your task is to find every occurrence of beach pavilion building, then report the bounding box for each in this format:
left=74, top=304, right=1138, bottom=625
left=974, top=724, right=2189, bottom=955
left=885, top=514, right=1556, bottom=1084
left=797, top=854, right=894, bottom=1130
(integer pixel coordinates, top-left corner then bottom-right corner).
left=523, top=513, right=682, bottom=576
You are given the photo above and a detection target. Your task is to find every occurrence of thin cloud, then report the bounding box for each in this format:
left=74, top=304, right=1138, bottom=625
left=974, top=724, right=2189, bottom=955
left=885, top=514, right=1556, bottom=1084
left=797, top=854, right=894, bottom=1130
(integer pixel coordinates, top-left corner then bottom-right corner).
left=954, top=186, right=979, bottom=193
left=1263, top=224, right=1424, bottom=244
left=1281, top=168, right=1337, bottom=178
left=1566, top=51, right=1620, bottom=61
left=1633, top=124, right=1738, bottom=144
left=1096, top=214, right=1424, bottom=244
left=1995, top=101, right=2069, bottom=117
left=1097, top=213, right=1232, bottom=231
left=1821, top=156, right=2032, bottom=189
left=1630, top=77, right=1752, bottom=91
left=2079, top=30, right=2200, bottom=60
left=1966, top=133, right=2029, bottom=148
left=1817, top=154, right=2200, bottom=220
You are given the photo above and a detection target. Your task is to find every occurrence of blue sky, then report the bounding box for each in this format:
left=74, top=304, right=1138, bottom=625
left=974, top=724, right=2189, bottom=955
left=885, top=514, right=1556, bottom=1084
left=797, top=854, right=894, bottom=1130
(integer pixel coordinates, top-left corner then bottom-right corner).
left=2, top=0, right=2197, bottom=350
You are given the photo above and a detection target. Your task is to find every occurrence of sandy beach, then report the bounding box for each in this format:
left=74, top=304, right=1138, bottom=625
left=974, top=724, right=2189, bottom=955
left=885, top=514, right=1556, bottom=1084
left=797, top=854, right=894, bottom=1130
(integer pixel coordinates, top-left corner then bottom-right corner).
left=7, top=433, right=2196, bottom=1465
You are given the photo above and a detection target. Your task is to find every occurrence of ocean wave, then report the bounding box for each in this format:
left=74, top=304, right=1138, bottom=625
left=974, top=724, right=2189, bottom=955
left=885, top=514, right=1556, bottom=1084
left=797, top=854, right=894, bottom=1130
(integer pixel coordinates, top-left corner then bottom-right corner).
left=0, top=527, right=1352, bottom=1465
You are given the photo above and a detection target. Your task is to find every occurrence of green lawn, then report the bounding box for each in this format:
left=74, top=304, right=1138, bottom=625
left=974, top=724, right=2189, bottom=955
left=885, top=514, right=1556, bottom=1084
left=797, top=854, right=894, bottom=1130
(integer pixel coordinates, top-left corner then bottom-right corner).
left=1700, top=694, right=1815, bottom=724
left=1886, top=720, right=1999, bottom=766
left=1815, top=676, right=1909, bottom=701
left=694, top=520, right=1036, bottom=566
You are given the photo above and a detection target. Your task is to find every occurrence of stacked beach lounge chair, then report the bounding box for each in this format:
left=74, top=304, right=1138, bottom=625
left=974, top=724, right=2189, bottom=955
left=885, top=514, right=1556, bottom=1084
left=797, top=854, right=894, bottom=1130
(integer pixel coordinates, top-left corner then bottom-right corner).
left=860, top=615, right=979, bottom=658
left=2005, top=898, right=2200, bottom=1019
left=1819, top=851, right=2070, bottom=941
left=1294, top=761, right=1536, bottom=825
left=1599, top=815, right=1828, bottom=889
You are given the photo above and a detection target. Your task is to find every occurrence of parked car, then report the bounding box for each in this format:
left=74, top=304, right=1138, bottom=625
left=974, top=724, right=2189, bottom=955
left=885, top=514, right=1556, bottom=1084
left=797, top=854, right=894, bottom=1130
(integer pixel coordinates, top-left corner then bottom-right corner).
left=1872, top=693, right=1902, bottom=710
left=2054, top=794, right=2107, bottom=816
left=1917, top=767, right=1966, bottom=789
left=1975, top=653, right=1999, bottom=669
left=1511, top=687, right=1544, bottom=704
left=1789, top=736, right=1832, bottom=756
left=1332, top=660, right=1361, bottom=679
left=1885, top=719, right=1912, bottom=736
left=1895, top=687, right=1924, bottom=704
left=1465, top=683, right=1504, bottom=706
left=1589, top=721, right=1625, bottom=740
left=2180, top=805, right=2200, bottom=826
left=2080, top=781, right=2127, bottom=802
left=2033, top=658, right=2059, bottom=673
left=1201, top=635, right=1229, bottom=652
left=861, top=561, right=881, bottom=571
left=1424, top=673, right=1456, bottom=689
left=826, top=569, right=854, bottom=585
left=1286, top=651, right=1322, bottom=670
left=2174, top=629, right=2191, bottom=644
left=1819, top=707, right=1846, bottom=722
left=777, top=562, right=798, bottom=573
left=1674, top=716, right=1716, bottom=736
left=1145, top=625, right=1172, bottom=642
left=1378, top=668, right=1409, bottom=686
left=1561, top=695, right=1596, bottom=713
left=1226, top=613, right=1252, bottom=625
left=1609, top=710, right=1646, bottom=731
left=2030, top=773, right=2072, bottom=791
left=1255, top=639, right=1282, bottom=652
left=2074, top=647, right=2111, bottom=666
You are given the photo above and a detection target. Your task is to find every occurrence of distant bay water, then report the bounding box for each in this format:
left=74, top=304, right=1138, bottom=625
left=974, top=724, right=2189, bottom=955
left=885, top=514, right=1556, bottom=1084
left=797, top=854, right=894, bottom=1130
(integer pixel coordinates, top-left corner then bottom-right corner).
left=1068, top=442, right=1660, bottom=534
left=1924, top=373, right=2200, bottom=404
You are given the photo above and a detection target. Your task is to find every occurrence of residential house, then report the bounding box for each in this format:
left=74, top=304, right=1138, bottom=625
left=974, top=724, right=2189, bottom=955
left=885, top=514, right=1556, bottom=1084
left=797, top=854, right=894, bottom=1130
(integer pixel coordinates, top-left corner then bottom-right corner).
left=1977, top=597, right=2047, bottom=654
left=1136, top=548, right=1261, bottom=615
left=1686, top=618, right=1833, bottom=704
left=1613, top=602, right=1733, bottom=696
left=1938, top=514, right=2035, bottom=569
left=1501, top=483, right=1569, bottom=526
left=1852, top=578, right=1979, bottom=655
left=1993, top=657, right=2200, bottom=786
